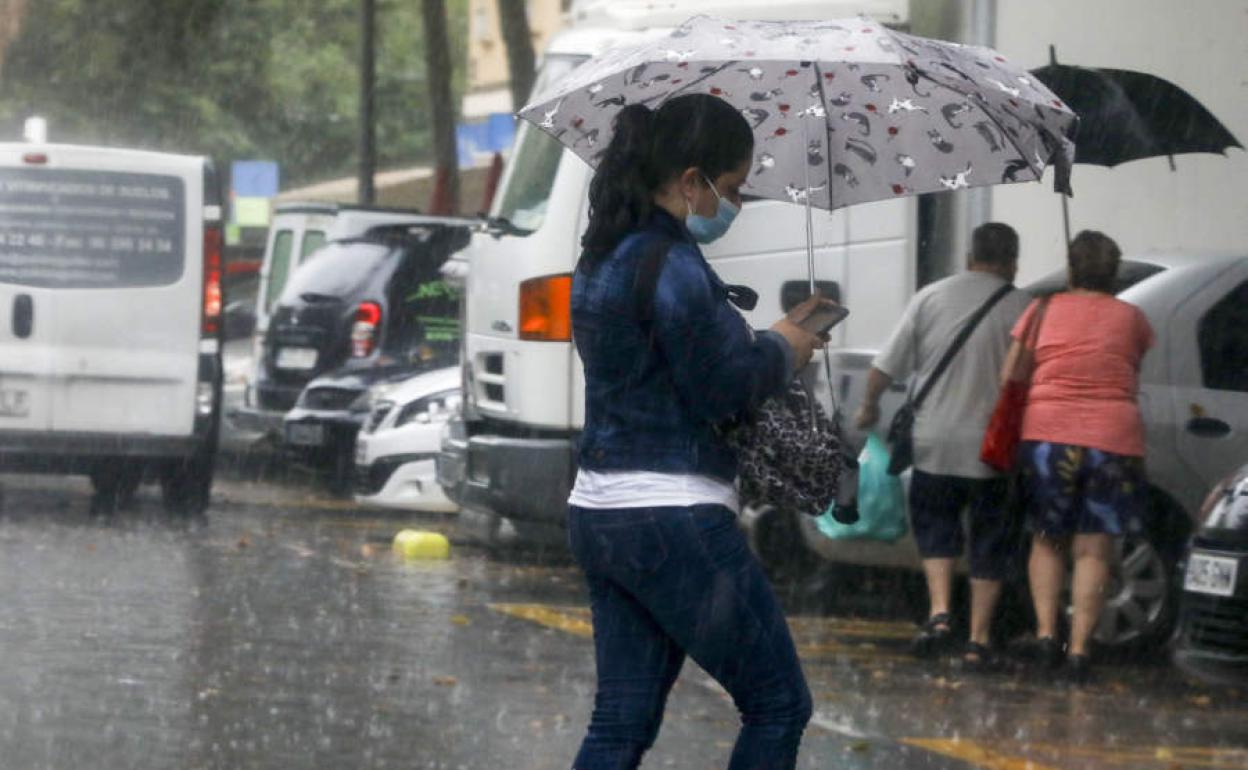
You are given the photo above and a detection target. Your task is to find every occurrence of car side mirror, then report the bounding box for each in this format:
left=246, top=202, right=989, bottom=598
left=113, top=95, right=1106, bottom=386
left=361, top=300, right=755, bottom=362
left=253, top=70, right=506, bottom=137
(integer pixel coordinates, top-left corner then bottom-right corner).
left=223, top=301, right=257, bottom=341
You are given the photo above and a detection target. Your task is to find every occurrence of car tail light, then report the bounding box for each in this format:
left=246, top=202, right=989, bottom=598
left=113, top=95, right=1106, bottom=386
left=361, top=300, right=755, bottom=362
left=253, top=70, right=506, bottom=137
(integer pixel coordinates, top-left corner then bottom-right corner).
left=202, top=225, right=223, bottom=336
left=352, top=301, right=382, bottom=357
left=22, top=152, right=48, bottom=165
left=518, top=274, right=572, bottom=341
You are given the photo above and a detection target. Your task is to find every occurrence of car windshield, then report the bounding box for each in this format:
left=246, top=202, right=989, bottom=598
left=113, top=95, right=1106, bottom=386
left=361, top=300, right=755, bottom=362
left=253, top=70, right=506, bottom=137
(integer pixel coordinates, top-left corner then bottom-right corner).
left=1024, top=259, right=1168, bottom=297
left=277, top=240, right=392, bottom=304
left=490, top=55, right=586, bottom=233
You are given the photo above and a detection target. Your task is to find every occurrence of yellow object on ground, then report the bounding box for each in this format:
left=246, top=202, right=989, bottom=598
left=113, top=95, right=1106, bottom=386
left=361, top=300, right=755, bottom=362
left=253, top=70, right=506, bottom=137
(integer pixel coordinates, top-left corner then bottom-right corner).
left=392, top=530, right=450, bottom=560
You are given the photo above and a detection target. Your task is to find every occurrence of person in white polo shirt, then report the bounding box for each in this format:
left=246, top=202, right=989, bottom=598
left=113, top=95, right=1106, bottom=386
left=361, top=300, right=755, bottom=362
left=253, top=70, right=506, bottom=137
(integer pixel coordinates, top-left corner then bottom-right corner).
left=857, top=222, right=1031, bottom=670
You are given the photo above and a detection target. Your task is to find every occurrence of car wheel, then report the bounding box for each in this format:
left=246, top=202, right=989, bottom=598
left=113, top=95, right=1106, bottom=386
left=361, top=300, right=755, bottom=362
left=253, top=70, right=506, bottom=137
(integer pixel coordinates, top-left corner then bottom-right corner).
left=325, top=443, right=355, bottom=498
left=751, top=505, right=819, bottom=585
left=90, top=462, right=143, bottom=513
left=1083, top=534, right=1172, bottom=649
left=161, top=453, right=214, bottom=518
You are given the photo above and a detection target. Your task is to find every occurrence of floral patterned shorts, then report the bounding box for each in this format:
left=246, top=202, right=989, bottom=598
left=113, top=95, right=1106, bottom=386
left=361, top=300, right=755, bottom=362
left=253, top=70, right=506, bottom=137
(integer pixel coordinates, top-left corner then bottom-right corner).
left=1019, top=441, right=1147, bottom=537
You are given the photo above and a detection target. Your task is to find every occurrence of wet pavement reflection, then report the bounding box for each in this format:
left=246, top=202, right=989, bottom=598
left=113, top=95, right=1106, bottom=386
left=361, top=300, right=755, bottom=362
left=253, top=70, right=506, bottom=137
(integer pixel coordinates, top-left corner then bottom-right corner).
left=0, top=474, right=1244, bottom=770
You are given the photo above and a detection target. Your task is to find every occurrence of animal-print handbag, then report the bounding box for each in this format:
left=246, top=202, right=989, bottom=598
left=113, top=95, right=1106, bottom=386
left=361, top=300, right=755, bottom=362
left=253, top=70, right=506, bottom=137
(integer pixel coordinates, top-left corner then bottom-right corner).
left=722, top=379, right=856, bottom=521
left=631, top=235, right=854, bottom=520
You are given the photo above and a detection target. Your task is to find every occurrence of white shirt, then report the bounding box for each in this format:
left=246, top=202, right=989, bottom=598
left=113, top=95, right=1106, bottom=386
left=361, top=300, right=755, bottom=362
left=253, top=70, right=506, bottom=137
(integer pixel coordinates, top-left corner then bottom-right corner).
left=568, top=469, right=739, bottom=513
left=873, top=271, right=1031, bottom=479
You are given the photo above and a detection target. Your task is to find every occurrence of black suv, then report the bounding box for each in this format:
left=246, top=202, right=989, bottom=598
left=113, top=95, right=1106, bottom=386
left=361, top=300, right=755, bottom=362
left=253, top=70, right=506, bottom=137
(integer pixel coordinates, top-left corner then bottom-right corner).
left=254, top=220, right=474, bottom=486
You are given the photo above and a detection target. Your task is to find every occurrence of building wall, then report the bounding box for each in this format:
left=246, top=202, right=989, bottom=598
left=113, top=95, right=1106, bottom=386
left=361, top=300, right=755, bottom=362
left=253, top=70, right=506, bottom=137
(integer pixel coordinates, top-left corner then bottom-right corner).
left=464, top=0, right=565, bottom=116
left=989, top=0, right=1248, bottom=282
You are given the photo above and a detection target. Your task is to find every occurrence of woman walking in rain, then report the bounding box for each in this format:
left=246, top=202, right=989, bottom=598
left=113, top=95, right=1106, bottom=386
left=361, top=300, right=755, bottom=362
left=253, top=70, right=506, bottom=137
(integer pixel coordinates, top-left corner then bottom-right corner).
left=1011, top=231, right=1154, bottom=684
left=565, top=94, right=829, bottom=770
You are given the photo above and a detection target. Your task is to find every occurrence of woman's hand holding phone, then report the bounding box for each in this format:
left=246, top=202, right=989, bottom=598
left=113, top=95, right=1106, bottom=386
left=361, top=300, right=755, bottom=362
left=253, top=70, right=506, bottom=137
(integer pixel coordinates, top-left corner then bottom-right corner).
left=796, top=299, right=849, bottom=336
left=770, top=294, right=843, bottom=370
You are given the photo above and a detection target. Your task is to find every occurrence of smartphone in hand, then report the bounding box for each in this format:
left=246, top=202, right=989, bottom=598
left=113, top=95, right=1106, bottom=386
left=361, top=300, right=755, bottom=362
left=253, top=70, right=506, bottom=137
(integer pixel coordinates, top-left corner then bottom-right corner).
left=798, top=302, right=850, bottom=335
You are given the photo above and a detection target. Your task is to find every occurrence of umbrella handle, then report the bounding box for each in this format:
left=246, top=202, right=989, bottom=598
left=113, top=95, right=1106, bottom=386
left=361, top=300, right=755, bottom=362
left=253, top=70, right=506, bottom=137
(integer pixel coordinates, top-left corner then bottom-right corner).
left=1061, top=188, right=1071, bottom=247
left=800, top=108, right=841, bottom=428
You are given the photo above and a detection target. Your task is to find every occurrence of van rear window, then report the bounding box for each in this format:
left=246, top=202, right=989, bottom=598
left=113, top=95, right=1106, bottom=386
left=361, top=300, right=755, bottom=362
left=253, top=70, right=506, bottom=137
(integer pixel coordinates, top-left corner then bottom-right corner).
left=0, top=167, right=186, bottom=289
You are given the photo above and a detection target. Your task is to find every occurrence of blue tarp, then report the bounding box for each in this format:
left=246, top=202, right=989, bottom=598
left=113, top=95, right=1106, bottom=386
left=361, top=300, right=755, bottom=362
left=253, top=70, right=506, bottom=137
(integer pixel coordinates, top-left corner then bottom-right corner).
left=456, top=114, right=516, bottom=167
left=230, top=160, right=280, bottom=198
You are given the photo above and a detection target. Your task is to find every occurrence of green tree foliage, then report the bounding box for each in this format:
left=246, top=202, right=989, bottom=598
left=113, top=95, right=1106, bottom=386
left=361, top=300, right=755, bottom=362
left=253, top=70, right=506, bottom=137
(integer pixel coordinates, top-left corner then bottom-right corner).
left=0, top=0, right=467, bottom=186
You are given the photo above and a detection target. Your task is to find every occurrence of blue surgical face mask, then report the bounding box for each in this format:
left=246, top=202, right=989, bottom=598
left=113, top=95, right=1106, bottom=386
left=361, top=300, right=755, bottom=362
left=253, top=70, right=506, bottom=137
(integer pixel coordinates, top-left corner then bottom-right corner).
left=685, top=174, right=739, bottom=244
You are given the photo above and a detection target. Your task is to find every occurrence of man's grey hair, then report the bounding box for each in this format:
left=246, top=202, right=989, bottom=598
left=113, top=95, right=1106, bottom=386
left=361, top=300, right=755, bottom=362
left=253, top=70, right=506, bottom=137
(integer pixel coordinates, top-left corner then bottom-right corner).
left=971, top=222, right=1019, bottom=267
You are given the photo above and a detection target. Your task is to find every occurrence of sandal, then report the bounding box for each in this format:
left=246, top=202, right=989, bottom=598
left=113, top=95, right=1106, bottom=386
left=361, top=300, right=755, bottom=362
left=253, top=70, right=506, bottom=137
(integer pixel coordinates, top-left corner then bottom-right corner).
left=1014, top=636, right=1064, bottom=671
left=960, top=641, right=1000, bottom=673
left=1065, top=654, right=1093, bottom=686
left=910, top=612, right=954, bottom=658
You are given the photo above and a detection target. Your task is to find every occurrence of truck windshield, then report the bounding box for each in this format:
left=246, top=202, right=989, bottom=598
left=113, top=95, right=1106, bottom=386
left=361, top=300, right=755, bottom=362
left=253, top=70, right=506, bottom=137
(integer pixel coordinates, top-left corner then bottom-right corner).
left=491, top=54, right=586, bottom=234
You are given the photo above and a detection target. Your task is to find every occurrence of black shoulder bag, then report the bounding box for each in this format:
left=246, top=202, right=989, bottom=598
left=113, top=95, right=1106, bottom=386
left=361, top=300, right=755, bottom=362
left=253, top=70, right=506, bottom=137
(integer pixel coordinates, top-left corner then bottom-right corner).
left=885, top=283, right=1014, bottom=476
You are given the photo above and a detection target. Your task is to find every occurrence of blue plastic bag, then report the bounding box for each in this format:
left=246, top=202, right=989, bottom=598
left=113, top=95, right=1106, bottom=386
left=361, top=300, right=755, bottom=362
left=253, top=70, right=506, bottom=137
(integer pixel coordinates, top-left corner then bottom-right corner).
left=817, top=433, right=908, bottom=542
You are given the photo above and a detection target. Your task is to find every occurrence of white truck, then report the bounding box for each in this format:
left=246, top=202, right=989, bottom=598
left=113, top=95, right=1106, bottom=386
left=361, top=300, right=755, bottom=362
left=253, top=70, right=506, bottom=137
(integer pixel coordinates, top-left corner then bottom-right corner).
left=436, top=0, right=914, bottom=544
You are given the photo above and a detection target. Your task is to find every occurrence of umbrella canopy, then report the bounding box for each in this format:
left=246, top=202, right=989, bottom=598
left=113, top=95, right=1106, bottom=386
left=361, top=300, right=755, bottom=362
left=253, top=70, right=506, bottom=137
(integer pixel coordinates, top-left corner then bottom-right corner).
left=518, top=15, right=1077, bottom=211
left=1031, top=63, right=1242, bottom=168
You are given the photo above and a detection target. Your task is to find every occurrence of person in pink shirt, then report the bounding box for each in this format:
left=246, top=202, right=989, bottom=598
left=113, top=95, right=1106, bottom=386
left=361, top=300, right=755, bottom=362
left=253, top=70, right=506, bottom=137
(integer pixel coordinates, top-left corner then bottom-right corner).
left=1005, top=230, right=1154, bottom=684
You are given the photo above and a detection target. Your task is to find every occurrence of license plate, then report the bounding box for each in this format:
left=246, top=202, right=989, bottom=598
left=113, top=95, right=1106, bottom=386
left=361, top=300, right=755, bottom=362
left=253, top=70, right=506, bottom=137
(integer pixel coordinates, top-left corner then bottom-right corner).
left=1184, top=552, right=1239, bottom=597
left=276, top=347, right=318, bottom=370
left=286, top=422, right=324, bottom=447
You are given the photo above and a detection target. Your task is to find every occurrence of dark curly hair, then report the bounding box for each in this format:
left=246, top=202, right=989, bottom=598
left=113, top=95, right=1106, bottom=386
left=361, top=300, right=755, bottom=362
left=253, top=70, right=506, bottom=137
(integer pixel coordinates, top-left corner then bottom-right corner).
left=1068, top=230, right=1122, bottom=293
left=579, top=94, right=753, bottom=267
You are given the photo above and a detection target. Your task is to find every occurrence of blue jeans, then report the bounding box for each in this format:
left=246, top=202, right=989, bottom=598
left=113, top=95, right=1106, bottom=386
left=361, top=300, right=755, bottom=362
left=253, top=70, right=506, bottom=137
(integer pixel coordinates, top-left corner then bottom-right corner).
left=567, top=504, right=812, bottom=770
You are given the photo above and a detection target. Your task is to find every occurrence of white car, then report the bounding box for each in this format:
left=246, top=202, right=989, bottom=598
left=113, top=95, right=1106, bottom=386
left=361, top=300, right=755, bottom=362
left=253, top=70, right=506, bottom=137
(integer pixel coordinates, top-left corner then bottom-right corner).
left=354, top=367, right=461, bottom=512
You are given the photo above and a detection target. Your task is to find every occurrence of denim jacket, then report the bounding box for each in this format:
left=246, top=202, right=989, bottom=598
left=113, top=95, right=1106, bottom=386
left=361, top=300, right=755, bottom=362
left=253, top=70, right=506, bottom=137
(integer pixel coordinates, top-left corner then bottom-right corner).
left=572, top=209, right=795, bottom=482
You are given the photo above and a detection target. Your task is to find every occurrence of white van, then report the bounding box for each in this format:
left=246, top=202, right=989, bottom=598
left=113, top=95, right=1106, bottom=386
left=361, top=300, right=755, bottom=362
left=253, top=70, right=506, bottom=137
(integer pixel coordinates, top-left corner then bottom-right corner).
left=437, top=0, right=913, bottom=543
left=0, top=141, right=224, bottom=514
left=234, top=201, right=440, bottom=436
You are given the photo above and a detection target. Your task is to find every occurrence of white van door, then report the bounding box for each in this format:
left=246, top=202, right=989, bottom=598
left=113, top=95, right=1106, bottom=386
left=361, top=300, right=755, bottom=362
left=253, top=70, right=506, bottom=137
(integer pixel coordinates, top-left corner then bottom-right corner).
left=258, top=212, right=334, bottom=329
left=0, top=147, right=204, bottom=437
left=0, top=166, right=54, bottom=432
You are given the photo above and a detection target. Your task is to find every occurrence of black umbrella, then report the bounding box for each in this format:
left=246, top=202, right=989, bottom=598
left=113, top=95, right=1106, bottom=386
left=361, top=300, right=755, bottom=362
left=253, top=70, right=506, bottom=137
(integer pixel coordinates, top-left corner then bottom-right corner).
left=1031, top=46, right=1242, bottom=243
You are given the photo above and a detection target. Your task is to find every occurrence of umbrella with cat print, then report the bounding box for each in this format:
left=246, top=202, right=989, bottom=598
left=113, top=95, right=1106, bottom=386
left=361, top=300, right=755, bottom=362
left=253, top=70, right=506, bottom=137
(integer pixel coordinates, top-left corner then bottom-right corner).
left=518, top=14, right=1078, bottom=214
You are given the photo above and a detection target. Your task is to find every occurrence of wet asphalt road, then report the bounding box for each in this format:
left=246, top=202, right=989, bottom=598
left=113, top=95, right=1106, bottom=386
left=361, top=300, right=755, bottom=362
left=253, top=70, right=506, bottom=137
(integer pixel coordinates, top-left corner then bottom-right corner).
left=0, top=473, right=1245, bottom=770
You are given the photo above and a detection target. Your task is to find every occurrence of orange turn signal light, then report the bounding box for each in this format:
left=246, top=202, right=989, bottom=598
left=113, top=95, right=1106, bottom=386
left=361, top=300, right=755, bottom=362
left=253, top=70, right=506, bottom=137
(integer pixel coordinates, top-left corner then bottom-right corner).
left=518, top=273, right=572, bottom=342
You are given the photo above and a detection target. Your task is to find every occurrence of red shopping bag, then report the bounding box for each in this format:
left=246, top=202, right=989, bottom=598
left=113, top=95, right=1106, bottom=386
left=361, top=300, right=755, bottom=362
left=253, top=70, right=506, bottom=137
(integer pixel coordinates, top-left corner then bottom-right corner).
left=980, top=379, right=1030, bottom=472
left=980, top=299, right=1048, bottom=472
